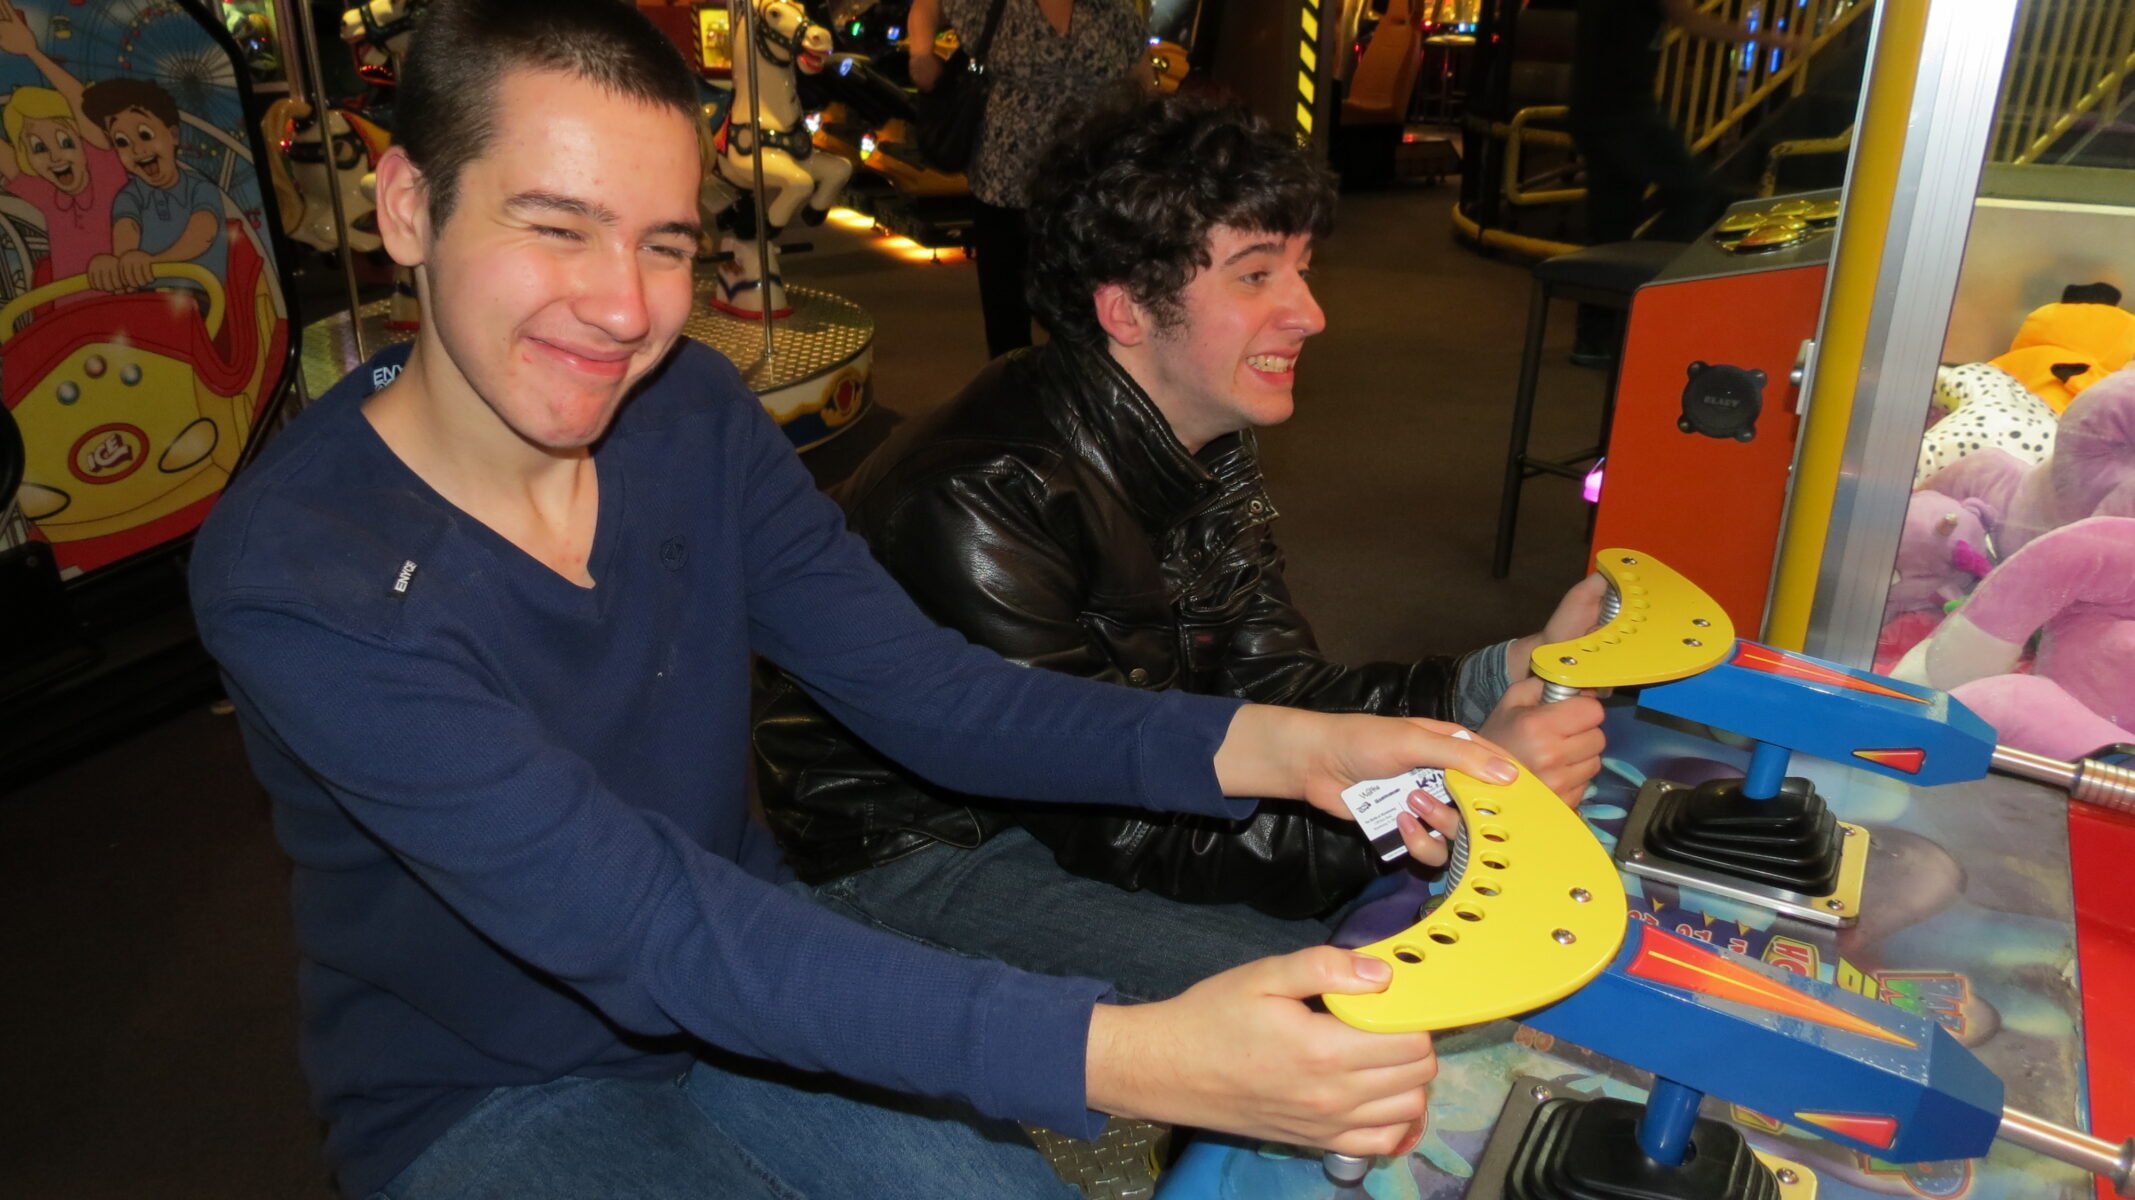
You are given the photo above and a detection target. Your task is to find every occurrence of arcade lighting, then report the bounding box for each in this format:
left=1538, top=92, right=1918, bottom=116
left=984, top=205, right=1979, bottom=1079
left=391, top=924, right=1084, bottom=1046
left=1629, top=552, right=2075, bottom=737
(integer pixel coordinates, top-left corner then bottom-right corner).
left=823, top=207, right=949, bottom=263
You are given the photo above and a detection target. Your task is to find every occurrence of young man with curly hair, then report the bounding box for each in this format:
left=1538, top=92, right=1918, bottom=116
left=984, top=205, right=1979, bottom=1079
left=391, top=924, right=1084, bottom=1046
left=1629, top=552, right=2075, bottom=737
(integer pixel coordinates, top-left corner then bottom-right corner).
left=755, top=94, right=1609, bottom=1003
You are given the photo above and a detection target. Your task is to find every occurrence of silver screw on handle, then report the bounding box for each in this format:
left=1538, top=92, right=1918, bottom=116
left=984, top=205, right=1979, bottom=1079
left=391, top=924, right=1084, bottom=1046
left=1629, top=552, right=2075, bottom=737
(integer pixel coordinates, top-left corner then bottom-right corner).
left=1323, top=1152, right=1372, bottom=1188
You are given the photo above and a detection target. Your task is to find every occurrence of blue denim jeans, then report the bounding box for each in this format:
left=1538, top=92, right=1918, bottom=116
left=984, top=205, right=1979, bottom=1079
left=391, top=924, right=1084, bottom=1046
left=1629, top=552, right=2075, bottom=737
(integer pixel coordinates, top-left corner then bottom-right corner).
left=813, top=827, right=1336, bottom=1003
left=368, top=1054, right=1081, bottom=1200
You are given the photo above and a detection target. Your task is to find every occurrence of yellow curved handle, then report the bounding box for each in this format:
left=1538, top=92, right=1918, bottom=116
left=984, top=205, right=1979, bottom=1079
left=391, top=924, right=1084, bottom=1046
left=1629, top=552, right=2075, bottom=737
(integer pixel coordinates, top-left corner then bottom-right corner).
left=1324, top=762, right=1628, bottom=1033
left=0, top=264, right=226, bottom=345
left=1530, top=548, right=1734, bottom=691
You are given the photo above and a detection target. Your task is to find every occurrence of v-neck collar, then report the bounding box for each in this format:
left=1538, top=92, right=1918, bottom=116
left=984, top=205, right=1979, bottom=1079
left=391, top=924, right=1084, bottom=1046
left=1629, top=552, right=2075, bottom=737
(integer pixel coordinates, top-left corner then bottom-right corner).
left=347, top=398, right=624, bottom=618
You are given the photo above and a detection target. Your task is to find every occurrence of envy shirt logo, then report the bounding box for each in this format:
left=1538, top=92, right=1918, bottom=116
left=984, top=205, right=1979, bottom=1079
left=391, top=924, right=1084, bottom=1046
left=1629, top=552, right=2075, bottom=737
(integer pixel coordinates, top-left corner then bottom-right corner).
left=372, top=363, right=403, bottom=391
left=389, top=559, right=419, bottom=598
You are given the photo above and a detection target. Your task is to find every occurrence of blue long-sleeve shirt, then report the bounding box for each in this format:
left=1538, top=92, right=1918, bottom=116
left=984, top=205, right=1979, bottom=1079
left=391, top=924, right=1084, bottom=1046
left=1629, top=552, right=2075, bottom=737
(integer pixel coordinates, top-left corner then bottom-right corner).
left=189, top=341, right=1252, bottom=1196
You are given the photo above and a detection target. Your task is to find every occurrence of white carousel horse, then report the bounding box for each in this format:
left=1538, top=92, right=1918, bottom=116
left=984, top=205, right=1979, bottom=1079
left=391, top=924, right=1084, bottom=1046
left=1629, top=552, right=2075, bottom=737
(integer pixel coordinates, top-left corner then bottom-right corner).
left=262, top=99, right=386, bottom=257
left=709, top=0, right=853, bottom=319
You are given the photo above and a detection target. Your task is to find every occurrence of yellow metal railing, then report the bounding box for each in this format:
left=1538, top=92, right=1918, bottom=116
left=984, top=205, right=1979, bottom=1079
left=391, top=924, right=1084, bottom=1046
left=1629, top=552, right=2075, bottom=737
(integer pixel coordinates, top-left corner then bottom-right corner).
left=1461, top=0, right=1871, bottom=258
left=1656, top=0, right=1875, bottom=157
left=1760, top=125, right=1855, bottom=195
left=1989, top=0, right=2135, bottom=164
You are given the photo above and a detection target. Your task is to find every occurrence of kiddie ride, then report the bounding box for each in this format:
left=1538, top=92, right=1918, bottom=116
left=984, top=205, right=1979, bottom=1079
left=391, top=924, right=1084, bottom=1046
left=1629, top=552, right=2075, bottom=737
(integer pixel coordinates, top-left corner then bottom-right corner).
left=1160, top=550, right=2134, bottom=1200
left=686, top=0, right=880, bottom=450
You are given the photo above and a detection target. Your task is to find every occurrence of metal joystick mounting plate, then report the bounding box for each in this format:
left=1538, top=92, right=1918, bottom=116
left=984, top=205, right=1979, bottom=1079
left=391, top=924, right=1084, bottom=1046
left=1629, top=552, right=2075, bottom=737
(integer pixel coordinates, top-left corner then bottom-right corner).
left=1615, top=778, right=1870, bottom=928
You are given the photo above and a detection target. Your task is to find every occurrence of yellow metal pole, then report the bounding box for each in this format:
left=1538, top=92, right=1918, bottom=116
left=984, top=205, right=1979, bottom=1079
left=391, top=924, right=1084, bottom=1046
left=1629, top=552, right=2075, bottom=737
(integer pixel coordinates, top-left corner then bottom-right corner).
left=1763, top=0, right=1932, bottom=650
left=2038, top=0, right=2078, bottom=149
left=2109, top=3, right=2126, bottom=113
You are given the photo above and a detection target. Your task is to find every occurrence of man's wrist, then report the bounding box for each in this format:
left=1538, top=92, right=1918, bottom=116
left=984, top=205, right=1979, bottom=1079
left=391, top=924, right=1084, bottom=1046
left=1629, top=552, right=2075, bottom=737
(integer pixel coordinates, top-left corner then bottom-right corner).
left=1504, top=634, right=1542, bottom=686
left=1212, top=704, right=1308, bottom=801
left=1085, top=1003, right=1157, bottom=1123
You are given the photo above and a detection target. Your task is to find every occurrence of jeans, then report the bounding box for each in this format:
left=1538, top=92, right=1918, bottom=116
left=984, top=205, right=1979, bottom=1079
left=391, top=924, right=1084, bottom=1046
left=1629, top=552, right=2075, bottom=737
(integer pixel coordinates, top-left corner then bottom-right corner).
left=368, top=1053, right=1081, bottom=1200
left=813, top=826, right=1336, bottom=1003
left=368, top=881, right=1080, bottom=1200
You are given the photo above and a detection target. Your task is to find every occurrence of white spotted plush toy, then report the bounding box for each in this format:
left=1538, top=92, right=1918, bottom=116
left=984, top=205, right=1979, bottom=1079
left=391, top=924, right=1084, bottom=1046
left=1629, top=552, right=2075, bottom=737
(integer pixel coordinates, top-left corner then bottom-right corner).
left=1915, top=362, right=2058, bottom=485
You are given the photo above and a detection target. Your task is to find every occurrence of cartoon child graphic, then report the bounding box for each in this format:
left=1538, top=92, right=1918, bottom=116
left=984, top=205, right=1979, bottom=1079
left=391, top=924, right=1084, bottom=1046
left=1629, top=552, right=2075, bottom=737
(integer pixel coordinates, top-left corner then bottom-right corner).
left=81, top=75, right=227, bottom=298
left=0, top=2, right=126, bottom=296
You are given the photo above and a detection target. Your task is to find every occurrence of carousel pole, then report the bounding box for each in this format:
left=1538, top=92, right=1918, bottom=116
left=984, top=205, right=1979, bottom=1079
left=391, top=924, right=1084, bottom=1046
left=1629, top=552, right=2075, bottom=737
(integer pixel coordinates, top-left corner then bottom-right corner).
left=738, top=0, right=777, bottom=361
left=291, top=0, right=368, bottom=359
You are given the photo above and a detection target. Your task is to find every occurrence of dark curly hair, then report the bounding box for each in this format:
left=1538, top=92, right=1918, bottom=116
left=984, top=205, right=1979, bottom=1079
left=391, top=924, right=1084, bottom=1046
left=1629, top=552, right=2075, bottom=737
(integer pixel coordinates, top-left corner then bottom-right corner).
left=397, top=0, right=700, bottom=226
left=1024, top=94, right=1336, bottom=347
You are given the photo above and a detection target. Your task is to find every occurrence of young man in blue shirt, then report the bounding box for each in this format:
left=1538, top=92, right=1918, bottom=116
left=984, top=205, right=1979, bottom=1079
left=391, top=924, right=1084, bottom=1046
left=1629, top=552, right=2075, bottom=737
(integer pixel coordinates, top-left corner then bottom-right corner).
left=189, top=2, right=1528, bottom=1196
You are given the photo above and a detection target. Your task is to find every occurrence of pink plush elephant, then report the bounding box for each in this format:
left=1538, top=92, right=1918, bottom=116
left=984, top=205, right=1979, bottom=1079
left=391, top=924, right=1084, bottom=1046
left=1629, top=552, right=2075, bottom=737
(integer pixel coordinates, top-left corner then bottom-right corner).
left=1899, top=516, right=2135, bottom=760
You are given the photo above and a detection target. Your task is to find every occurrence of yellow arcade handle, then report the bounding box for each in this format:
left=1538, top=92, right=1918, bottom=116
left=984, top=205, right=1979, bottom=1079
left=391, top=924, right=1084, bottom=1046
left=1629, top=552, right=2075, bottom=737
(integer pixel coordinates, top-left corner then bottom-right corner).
left=0, top=264, right=226, bottom=345
left=1323, top=761, right=1628, bottom=1033
left=1531, top=548, right=1735, bottom=693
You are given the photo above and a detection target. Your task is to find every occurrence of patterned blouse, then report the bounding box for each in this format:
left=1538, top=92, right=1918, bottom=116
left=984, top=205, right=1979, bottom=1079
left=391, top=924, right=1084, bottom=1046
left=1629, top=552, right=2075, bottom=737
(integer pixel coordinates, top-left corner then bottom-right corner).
left=940, top=0, right=1145, bottom=208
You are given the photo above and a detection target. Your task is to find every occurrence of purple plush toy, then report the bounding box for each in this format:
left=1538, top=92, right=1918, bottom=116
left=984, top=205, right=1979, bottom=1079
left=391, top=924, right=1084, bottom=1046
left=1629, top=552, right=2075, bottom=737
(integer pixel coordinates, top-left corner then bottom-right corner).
left=1923, top=365, right=2135, bottom=558
left=1876, top=490, right=1995, bottom=673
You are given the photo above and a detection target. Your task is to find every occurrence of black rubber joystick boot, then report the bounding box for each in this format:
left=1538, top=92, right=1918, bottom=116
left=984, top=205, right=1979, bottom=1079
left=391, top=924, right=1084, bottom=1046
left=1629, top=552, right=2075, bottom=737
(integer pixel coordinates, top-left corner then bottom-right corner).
left=1643, top=776, right=1844, bottom=894
left=1507, top=1097, right=1781, bottom=1200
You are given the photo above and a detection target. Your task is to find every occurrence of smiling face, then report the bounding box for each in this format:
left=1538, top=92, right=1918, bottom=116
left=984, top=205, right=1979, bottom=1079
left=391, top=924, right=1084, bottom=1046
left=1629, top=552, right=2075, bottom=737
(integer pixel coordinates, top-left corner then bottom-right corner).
left=1127, top=226, right=1326, bottom=451
left=391, top=68, right=703, bottom=450
left=105, top=106, right=180, bottom=188
left=21, top=114, right=90, bottom=194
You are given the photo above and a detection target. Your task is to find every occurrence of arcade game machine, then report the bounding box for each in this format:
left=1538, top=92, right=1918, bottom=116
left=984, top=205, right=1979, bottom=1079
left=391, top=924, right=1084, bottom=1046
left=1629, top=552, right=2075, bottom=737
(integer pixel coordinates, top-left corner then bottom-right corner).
left=1148, top=1, right=2135, bottom=1196
left=1587, top=191, right=1840, bottom=635
left=1156, top=547, right=2135, bottom=1200
left=0, top=0, right=297, bottom=778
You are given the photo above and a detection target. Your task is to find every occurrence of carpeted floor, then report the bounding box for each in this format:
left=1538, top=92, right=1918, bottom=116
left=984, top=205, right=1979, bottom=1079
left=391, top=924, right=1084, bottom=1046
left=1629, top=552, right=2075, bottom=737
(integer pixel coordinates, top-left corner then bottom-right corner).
left=0, top=178, right=1606, bottom=1198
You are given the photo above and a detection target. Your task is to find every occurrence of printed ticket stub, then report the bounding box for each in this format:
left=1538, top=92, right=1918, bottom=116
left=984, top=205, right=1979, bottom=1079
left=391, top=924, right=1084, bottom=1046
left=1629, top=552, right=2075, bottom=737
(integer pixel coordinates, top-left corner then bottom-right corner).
left=1338, top=732, right=1467, bottom=862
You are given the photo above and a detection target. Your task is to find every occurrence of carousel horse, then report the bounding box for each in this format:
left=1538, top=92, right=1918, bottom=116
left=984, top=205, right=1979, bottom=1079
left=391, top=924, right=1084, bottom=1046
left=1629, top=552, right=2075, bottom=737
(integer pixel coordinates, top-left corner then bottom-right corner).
left=262, top=98, right=388, bottom=258
left=709, top=0, right=853, bottom=319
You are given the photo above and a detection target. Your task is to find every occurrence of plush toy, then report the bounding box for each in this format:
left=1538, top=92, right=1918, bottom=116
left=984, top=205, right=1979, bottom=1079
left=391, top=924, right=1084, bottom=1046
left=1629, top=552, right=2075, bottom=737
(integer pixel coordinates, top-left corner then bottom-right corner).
left=1876, top=489, right=1995, bottom=672
left=1986, top=282, right=2135, bottom=414
left=1914, top=363, right=2057, bottom=484
left=1894, top=516, right=2135, bottom=760
left=1921, top=364, right=2135, bottom=558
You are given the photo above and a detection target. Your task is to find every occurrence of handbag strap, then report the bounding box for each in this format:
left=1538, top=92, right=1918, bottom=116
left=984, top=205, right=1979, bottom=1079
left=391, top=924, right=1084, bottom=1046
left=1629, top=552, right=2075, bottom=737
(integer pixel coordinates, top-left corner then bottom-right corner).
left=968, top=0, right=1012, bottom=67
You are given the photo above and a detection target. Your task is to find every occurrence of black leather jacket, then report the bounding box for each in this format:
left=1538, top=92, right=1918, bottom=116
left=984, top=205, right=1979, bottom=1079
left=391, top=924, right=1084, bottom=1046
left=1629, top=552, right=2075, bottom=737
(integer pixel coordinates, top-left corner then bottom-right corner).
left=754, top=341, right=1490, bottom=919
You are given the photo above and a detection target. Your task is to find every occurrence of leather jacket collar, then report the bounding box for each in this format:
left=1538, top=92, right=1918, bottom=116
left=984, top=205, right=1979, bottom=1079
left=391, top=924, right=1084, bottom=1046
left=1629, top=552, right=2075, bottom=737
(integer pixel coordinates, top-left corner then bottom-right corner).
left=1044, top=341, right=1261, bottom=538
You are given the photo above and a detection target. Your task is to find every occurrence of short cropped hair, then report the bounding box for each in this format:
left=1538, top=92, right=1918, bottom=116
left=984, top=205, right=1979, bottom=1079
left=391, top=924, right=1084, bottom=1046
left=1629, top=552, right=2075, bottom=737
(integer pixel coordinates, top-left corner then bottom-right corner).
left=81, top=78, right=181, bottom=136
left=1025, top=95, right=1337, bottom=347
left=397, top=0, right=700, bottom=226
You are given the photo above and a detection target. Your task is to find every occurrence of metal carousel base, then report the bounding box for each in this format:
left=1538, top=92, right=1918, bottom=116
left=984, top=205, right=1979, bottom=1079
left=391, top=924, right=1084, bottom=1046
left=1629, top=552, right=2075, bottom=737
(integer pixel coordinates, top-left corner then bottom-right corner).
left=297, top=282, right=874, bottom=452
left=690, top=285, right=874, bottom=451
